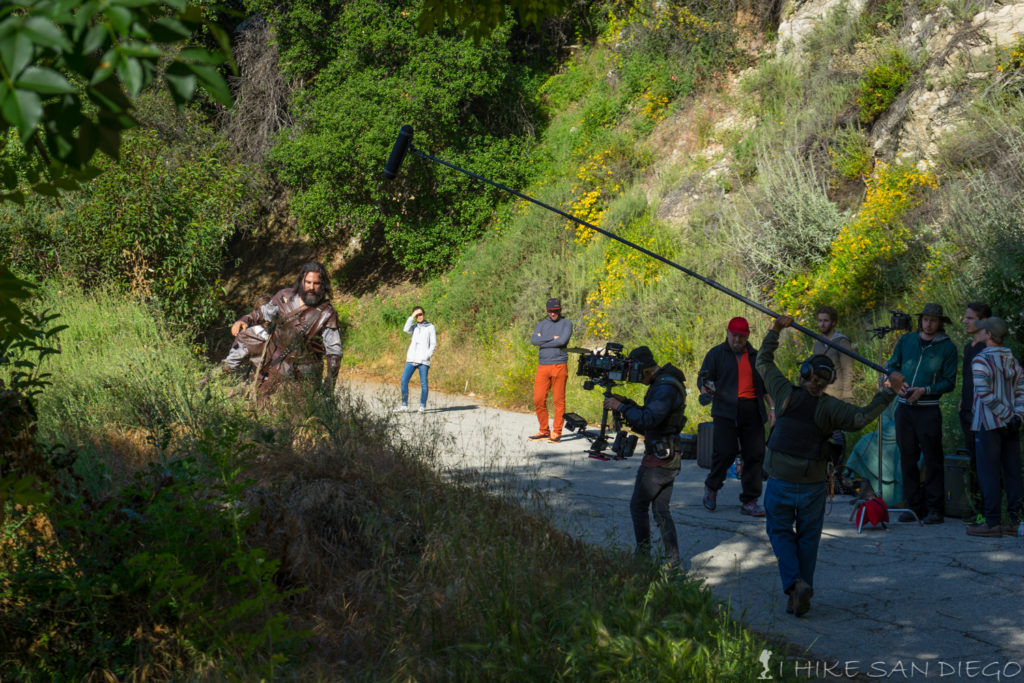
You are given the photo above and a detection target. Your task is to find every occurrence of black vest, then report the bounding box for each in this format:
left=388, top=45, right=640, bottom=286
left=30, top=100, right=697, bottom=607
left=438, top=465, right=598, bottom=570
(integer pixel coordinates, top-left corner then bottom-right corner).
left=766, top=387, right=828, bottom=460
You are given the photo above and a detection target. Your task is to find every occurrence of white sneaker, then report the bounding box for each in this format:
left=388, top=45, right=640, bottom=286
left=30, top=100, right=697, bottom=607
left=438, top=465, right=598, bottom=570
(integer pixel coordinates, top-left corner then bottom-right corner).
left=395, top=405, right=408, bottom=412
left=418, top=406, right=425, bottom=413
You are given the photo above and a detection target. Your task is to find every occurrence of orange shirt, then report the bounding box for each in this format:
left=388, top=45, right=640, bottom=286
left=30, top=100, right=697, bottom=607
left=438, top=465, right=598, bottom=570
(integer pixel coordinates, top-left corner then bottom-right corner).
left=736, top=352, right=758, bottom=399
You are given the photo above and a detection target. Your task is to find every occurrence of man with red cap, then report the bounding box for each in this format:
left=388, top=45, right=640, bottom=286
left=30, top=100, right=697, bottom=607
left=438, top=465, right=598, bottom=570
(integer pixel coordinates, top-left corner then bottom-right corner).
left=697, top=316, right=772, bottom=516
left=529, top=297, right=573, bottom=443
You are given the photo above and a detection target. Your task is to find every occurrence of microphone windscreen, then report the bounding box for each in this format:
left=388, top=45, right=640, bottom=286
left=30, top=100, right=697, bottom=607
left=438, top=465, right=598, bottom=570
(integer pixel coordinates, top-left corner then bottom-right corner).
left=382, top=125, right=414, bottom=179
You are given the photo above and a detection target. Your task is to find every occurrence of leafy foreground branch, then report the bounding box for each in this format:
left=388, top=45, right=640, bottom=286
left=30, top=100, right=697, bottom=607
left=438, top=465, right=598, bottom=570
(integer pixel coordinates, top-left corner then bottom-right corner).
left=1, top=288, right=787, bottom=681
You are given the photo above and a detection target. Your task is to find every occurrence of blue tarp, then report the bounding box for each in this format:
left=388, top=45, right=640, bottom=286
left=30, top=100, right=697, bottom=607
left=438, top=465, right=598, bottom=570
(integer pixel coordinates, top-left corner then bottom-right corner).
left=845, top=402, right=905, bottom=506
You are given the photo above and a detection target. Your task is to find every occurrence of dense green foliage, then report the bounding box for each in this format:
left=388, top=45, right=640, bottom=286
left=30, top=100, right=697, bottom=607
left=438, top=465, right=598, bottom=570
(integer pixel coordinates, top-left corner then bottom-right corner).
left=856, top=49, right=913, bottom=124
left=0, top=0, right=233, bottom=201
left=1, top=288, right=298, bottom=679
left=250, top=0, right=588, bottom=272
left=1, top=100, right=259, bottom=334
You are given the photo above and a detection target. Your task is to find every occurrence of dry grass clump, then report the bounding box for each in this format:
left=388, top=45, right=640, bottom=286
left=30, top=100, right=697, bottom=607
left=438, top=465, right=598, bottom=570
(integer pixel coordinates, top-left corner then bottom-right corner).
left=242, top=388, right=630, bottom=678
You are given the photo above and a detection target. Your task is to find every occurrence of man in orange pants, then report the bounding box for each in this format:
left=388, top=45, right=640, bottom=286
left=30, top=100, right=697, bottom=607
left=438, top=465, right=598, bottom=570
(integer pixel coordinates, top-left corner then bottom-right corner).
left=530, top=298, right=573, bottom=443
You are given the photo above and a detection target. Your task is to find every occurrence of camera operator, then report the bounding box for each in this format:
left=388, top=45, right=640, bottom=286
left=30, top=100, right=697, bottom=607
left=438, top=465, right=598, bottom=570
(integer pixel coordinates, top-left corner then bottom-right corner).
left=603, top=347, right=687, bottom=567
left=887, top=303, right=958, bottom=525
left=758, top=315, right=904, bottom=617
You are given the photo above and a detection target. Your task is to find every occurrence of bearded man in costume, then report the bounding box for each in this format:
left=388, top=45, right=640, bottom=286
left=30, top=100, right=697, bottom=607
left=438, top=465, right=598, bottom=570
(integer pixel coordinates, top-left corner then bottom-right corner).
left=220, top=262, right=342, bottom=394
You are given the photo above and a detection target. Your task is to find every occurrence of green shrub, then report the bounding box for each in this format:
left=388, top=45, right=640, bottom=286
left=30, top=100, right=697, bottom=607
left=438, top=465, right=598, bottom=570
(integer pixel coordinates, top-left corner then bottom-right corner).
left=253, top=0, right=555, bottom=273
left=605, top=0, right=739, bottom=118
left=735, top=150, right=847, bottom=292
left=830, top=127, right=872, bottom=179
left=774, top=161, right=937, bottom=321
left=0, top=111, right=259, bottom=336
left=856, top=50, right=914, bottom=124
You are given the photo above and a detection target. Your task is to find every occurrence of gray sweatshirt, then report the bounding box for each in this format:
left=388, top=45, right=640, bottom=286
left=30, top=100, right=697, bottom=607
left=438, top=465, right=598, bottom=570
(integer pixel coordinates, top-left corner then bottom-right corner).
left=531, top=317, right=573, bottom=365
left=812, top=331, right=854, bottom=402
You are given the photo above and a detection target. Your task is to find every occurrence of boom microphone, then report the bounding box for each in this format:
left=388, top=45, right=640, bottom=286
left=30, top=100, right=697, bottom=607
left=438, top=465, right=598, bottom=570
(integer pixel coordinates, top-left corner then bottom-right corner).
left=382, top=125, right=414, bottom=179
left=381, top=124, right=889, bottom=374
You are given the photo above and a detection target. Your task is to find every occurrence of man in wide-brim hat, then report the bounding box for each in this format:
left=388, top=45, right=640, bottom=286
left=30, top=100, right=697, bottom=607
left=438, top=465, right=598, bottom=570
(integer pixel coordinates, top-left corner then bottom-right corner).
left=887, top=303, right=959, bottom=525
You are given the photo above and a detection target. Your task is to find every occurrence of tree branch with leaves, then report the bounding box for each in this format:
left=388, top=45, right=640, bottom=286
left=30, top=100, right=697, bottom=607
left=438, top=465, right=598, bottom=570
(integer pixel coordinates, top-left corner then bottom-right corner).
left=0, top=0, right=235, bottom=202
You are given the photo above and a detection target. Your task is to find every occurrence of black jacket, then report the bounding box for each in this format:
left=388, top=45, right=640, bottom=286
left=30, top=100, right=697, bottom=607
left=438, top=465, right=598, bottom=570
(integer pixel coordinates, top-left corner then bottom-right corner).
left=698, top=340, right=768, bottom=423
left=619, top=364, right=688, bottom=442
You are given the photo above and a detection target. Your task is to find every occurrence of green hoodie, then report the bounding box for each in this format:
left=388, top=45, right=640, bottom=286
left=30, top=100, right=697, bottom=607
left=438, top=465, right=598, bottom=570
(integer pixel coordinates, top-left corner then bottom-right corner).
left=887, top=330, right=958, bottom=407
left=757, top=329, right=898, bottom=484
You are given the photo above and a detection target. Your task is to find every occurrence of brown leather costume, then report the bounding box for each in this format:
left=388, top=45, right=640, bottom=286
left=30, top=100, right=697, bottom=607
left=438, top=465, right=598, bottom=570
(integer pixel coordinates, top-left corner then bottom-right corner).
left=234, top=288, right=341, bottom=392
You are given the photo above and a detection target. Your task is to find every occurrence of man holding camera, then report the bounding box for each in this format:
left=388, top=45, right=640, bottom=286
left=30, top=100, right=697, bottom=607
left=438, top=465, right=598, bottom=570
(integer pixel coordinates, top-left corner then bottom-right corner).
left=530, top=298, right=573, bottom=443
left=758, top=315, right=904, bottom=616
left=698, top=317, right=771, bottom=516
left=887, top=303, right=958, bottom=525
left=603, top=347, right=688, bottom=567
left=966, top=317, right=1024, bottom=537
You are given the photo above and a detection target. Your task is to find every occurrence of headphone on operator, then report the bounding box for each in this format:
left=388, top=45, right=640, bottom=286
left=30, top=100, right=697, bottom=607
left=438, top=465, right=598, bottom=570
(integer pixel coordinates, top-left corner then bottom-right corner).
left=800, top=354, right=836, bottom=384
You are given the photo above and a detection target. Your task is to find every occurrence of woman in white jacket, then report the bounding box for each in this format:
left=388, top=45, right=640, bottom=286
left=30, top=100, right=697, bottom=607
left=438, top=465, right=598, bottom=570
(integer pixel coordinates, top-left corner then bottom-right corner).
left=398, top=306, right=436, bottom=412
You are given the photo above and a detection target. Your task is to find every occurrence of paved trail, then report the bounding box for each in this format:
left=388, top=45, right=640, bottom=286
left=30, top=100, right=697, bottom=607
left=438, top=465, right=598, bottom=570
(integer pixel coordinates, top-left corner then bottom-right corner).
left=342, top=377, right=1024, bottom=682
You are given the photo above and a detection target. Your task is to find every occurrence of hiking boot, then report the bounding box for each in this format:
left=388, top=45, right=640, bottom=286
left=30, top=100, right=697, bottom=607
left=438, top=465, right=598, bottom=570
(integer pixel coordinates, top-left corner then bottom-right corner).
left=740, top=501, right=766, bottom=517
left=703, top=486, right=717, bottom=511
left=966, top=522, right=1002, bottom=538
left=897, top=511, right=920, bottom=523
left=1001, top=523, right=1020, bottom=535
left=921, top=512, right=944, bottom=525
left=528, top=431, right=550, bottom=440
left=790, top=579, right=813, bottom=617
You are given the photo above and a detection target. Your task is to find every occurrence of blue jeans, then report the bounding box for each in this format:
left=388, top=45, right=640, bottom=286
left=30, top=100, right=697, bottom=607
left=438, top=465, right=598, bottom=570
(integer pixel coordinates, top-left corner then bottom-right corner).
left=630, top=465, right=679, bottom=564
left=974, top=428, right=1023, bottom=527
left=400, top=362, right=429, bottom=407
left=764, top=477, right=827, bottom=592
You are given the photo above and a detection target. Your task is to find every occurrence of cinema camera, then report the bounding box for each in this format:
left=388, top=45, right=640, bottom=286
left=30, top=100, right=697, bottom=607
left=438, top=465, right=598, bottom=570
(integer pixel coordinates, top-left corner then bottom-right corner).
left=562, top=343, right=642, bottom=461
left=868, top=310, right=912, bottom=340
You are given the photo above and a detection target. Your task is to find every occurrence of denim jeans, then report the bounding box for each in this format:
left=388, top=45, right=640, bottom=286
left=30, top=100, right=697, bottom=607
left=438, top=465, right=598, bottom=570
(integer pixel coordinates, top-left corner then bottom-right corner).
left=974, top=428, right=1023, bottom=527
left=630, top=465, right=679, bottom=564
left=400, top=362, right=429, bottom=407
left=764, top=477, right=827, bottom=592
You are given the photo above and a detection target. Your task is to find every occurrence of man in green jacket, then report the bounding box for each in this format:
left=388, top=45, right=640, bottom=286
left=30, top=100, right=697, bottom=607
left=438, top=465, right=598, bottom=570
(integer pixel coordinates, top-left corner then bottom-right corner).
left=758, top=315, right=904, bottom=617
left=887, top=303, right=959, bottom=524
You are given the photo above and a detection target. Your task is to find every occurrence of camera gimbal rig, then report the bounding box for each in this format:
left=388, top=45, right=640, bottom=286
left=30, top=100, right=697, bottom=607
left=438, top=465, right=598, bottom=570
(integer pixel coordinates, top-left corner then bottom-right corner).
left=582, top=385, right=638, bottom=461
left=587, top=380, right=639, bottom=461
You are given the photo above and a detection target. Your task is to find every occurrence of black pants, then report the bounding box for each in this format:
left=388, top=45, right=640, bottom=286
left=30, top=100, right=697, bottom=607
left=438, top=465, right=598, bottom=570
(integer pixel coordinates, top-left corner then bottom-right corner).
left=895, top=404, right=945, bottom=515
left=958, top=410, right=981, bottom=502
left=631, top=464, right=679, bottom=564
left=705, top=398, right=765, bottom=504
